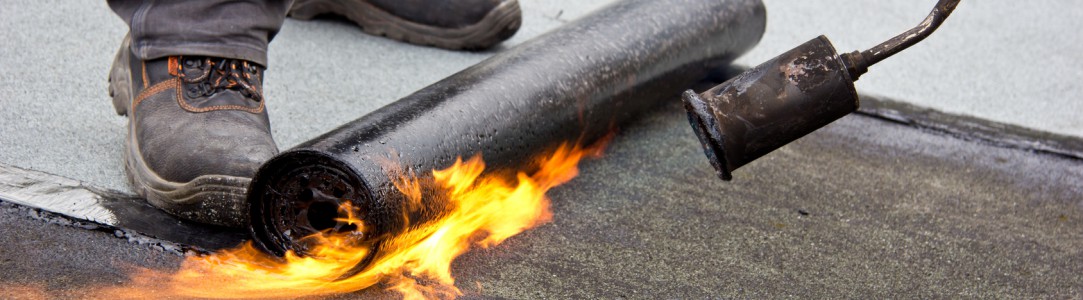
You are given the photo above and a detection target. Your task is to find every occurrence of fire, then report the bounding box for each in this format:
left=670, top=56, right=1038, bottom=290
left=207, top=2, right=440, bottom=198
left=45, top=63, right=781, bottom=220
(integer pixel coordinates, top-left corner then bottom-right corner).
left=95, top=141, right=606, bottom=299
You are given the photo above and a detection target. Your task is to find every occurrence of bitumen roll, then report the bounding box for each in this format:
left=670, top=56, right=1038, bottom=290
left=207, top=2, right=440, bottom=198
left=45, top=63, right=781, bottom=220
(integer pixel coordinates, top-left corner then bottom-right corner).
left=247, top=0, right=767, bottom=266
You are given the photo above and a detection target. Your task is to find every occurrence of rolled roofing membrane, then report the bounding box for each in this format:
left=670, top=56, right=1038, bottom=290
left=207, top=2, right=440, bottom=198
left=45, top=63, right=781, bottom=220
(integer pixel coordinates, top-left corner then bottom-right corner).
left=247, top=0, right=768, bottom=270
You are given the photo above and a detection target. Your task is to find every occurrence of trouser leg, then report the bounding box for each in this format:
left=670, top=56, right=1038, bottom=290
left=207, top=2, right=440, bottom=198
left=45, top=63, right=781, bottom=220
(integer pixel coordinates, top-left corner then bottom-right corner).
left=107, top=0, right=292, bottom=66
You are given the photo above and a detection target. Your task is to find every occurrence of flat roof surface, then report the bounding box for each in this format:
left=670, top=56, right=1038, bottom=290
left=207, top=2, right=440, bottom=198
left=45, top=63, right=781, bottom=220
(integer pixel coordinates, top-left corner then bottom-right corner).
left=0, top=0, right=1080, bottom=298
left=1, top=0, right=1080, bottom=192
left=3, top=105, right=1081, bottom=298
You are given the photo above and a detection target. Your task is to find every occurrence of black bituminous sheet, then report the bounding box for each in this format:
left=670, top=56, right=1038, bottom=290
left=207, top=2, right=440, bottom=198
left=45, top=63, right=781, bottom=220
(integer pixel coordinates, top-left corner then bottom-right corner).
left=2, top=99, right=1081, bottom=298
left=249, top=0, right=767, bottom=257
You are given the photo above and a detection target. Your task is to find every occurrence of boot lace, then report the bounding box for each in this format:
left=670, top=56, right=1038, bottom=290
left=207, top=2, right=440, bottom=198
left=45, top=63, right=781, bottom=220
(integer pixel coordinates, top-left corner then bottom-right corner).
left=178, top=57, right=263, bottom=102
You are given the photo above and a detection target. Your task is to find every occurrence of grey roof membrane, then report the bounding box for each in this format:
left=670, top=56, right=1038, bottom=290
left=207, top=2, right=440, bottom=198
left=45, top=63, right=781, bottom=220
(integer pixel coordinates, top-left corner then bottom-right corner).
left=0, top=0, right=1080, bottom=298
left=1, top=0, right=1080, bottom=192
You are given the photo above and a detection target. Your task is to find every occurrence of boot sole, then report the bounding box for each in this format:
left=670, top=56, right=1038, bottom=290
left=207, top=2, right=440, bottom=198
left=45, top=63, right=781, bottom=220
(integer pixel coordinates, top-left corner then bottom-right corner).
left=109, top=36, right=250, bottom=228
left=289, top=0, right=522, bottom=50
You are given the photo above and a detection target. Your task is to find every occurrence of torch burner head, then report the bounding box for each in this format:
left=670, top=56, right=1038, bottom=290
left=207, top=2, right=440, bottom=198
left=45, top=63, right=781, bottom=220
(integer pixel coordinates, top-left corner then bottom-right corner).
left=683, top=36, right=859, bottom=180
left=683, top=0, right=961, bottom=180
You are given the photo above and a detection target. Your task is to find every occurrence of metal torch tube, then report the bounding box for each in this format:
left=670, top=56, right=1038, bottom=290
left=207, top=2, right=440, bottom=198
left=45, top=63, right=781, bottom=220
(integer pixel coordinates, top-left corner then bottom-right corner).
left=248, top=0, right=766, bottom=259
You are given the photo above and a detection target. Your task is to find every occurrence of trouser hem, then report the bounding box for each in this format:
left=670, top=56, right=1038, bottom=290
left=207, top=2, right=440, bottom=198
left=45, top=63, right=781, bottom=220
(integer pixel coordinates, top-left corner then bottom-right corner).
left=131, top=40, right=270, bottom=67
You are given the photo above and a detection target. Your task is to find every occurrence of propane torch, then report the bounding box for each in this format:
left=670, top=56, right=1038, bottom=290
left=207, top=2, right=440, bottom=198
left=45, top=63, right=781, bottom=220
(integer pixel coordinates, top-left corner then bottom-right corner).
left=683, top=0, right=961, bottom=180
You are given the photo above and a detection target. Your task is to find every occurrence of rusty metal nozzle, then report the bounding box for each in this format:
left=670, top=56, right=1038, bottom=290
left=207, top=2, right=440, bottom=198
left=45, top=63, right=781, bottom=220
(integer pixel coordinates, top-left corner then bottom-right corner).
left=683, top=0, right=960, bottom=180
left=683, top=36, right=857, bottom=180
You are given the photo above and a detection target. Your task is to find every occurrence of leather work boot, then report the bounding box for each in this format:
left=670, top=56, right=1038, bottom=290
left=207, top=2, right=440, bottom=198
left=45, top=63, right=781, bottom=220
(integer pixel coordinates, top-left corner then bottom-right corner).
left=288, top=0, right=521, bottom=50
left=107, top=36, right=278, bottom=228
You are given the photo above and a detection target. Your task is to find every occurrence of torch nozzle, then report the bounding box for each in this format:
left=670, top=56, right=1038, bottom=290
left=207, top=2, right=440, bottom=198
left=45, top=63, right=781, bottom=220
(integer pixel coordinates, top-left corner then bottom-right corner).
left=683, top=1, right=963, bottom=181
left=844, top=0, right=962, bottom=80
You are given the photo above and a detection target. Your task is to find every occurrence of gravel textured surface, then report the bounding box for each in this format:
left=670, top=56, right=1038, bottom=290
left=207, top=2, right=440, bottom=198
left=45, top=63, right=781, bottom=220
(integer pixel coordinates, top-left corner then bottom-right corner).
left=0, top=0, right=1080, bottom=298
left=0, top=0, right=1079, bottom=192
left=3, top=105, right=1081, bottom=298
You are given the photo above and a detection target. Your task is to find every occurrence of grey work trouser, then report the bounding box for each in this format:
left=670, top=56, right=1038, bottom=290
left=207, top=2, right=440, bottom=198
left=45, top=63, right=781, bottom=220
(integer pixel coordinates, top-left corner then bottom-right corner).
left=107, top=0, right=294, bottom=66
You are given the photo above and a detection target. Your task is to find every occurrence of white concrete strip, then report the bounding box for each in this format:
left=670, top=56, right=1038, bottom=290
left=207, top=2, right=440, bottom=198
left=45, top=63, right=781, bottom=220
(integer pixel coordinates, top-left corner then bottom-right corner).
left=0, top=164, right=118, bottom=225
left=0, top=163, right=248, bottom=250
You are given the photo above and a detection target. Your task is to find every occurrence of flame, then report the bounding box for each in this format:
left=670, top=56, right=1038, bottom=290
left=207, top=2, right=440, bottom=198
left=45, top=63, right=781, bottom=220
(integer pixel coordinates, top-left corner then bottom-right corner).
left=3, top=284, right=49, bottom=300
left=93, top=141, right=606, bottom=299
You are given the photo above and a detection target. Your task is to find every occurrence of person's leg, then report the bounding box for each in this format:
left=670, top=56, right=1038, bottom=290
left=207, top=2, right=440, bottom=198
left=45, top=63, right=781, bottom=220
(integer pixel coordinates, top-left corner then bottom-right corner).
left=107, top=0, right=292, bottom=65
left=288, top=0, right=522, bottom=50
left=106, top=0, right=289, bottom=227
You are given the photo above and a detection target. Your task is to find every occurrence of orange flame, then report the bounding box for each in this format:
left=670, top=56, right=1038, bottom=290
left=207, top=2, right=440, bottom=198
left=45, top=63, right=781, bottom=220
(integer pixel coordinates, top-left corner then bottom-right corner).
left=94, top=141, right=606, bottom=299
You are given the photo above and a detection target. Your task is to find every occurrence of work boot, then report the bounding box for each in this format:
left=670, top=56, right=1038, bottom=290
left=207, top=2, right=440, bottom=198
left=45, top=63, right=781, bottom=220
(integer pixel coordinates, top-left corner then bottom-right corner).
left=288, top=0, right=522, bottom=50
left=107, top=36, right=279, bottom=228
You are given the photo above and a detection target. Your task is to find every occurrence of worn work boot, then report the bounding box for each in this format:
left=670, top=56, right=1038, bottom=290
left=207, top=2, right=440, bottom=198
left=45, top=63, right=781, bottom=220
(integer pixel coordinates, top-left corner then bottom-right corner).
left=108, top=36, right=278, bottom=227
left=288, top=0, right=521, bottom=50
